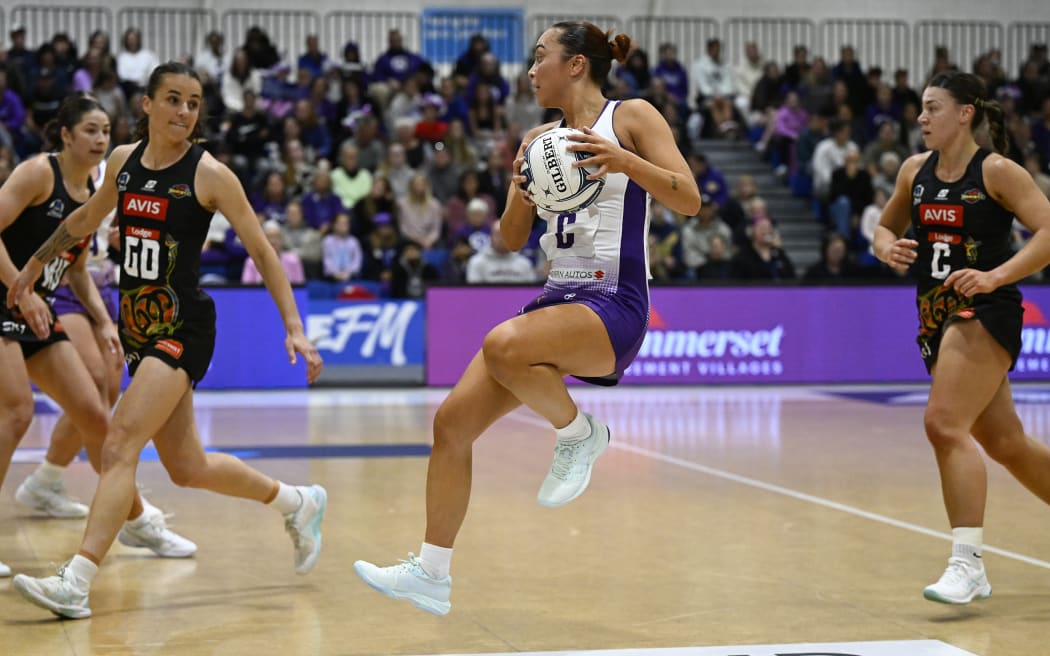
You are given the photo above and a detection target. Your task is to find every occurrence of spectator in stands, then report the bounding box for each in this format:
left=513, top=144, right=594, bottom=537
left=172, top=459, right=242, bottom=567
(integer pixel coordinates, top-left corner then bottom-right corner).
left=425, top=141, right=460, bottom=205
left=1017, top=60, right=1050, bottom=116
left=862, top=119, right=909, bottom=174
left=750, top=61, right=784, bottom=121
left=92, top=67, right=125, bottom=122
left=73, top=48, right=104, bottom=93
left=221, top=49, right=263, bottom=115
left=688, top=152, right=729, bottom=207
left=890, top=68, right=920, bottom=111
left=1024, top=150, right=1050, bottom=198
left=353, top=175, right=397, bottom=240
left=762, top=89, right=807, bottom=178
left=811, top=118, right=858, bottom=202
left=828, top=147, right=873, bottom=240
left=871, top=150, right=903, bottom=196
left=617, top=49, right=652, bottom=95
left=397, top=173, right=443, bottom=250
left=387, top=75, right=423, bottom=134
left=832, top=45, right=869, bottom=117
left=804, top=231, right=861, bottom=281
left=720, top=174, right=760, bottom=247
left=293, top=98, right=332, bottom=161
left=453, top=34, right=490, bottom=89
left=331, top=141, right=373, bottom=211
left=927, top=45, right=957, bottom=82
left=478, top=142, right=512, bottom=216
left=466, top=220, right=535, bottom=284
left=858, top=185, right=890, bottom=268
left=195, top=31, right=228, bottom=88
left=8, top=26, right=33, bottom=89
left=505, top=71, right=543, bottom=135
left=281, top=138, right=317, bottom=198
left=1031, top=97, right=1050, bottom=161
left=301, top=168, right=346, bottom=233
left=391, top=240, right=441, bottom=298
left=226, top=90, right=272, bottom=188
left=252, top=171, right=290, bottom=225
left=243, top=220, right=305, bottom=285
left=322, top=212, right=364, bottom=282
left=697, top=233, right=734, bottom=280
left=109, top=113, right=132, bottom=149
left=445, top=169, right=495, bottom=240
left=338, top=40, right=370, bottom=91
left=733, top=216, right=796, bottom=280
left=378, top=142, right=415, bottom=198
left=864, top=84, right=900, bottom=141
left=443, top=118, right=478, bottom=172
left=734, top=42, right=764, bottom=121
left=681, top=193, right=732, bottom=278
left=372, top=29, right=425, bottom=95
left=298, top=34, right=329, bottom=80
left=281, top=201, right=323, bottom=279
left=652, top=42, right=689, bottom=107
left=415, top=93, right=448, bottom=144
left=691, top=38, right=738, bottom=139
left=349, top=113, right=383, bottom=173
left=647, top=200, right=682, bottom=281
left=116, top=28, right=158, bottom=95
left=467, top=52, right=510, bottom=106
left=456, top=197, right=494, bottom=253
left=0, top=69, right=27, bottom=152
left=438, top=76, right=470, bottom=127
left=783, top=44, right=811, bottom=91
left=361, top=211, right=400, bottom=282
left=49, top=33, right=77, bottom=86
left=973, top=50, right=1006, bottom=100
left=243, top=26, right=280, bottom=71
left=467, top=81, right=505, bottom=138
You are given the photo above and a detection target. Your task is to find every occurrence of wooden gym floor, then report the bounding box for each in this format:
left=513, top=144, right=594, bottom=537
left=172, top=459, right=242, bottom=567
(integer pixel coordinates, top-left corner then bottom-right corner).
left=2, top=384, right=1050, bottom=656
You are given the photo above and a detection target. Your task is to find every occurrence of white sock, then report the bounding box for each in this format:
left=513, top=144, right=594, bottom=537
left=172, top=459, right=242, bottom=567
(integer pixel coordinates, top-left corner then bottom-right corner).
left=419, top=542, right=452, bottom=580
left=67, top=555, right=98, bottom=589
left=269, top=482, right=303, bottom=515
left=555, top=410, right=590, bottom=442
left=951, top=526, right=983, bottom=565
left=33, top=461, right=66, bottom=485
left=126, top=511, right=151, bottom=528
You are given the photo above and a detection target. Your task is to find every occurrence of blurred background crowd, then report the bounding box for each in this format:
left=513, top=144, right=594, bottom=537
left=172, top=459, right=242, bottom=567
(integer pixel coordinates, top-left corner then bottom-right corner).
left=1, top=21, right=1049, bottom=295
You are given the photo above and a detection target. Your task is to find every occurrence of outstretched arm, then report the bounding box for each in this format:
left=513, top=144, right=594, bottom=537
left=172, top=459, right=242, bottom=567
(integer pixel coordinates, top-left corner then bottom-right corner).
left=198, top=154, right=323, bottom=383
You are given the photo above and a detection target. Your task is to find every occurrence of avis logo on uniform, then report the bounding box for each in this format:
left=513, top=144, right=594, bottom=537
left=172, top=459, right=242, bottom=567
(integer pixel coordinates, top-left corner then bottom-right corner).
left=123, top=193, right=169, bottom=220
left=919, top=203, right=963, bottom=226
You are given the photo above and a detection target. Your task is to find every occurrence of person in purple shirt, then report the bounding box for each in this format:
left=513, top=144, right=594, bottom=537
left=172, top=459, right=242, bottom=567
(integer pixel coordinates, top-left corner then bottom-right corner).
left=297, top=34, right=329, bottom=80
left=300, top=169, right=346, bottom=232
left=651, top=43, right=689, bottom=106
left=0, top=69, right=26, bottom=135
left=372, top=29, right=425, bottom=87
left=688, top=151, right=730, bottom=207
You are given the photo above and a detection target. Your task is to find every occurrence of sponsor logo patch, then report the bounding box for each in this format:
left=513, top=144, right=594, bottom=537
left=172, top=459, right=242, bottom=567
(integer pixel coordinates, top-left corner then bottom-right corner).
left=125, top=225, right=160, bottom=240
left=122, top=194, right=168, bottom=220
left=155, top=339, right=184, bottom=359
left=961, top=188, right=986, bottom=204
left=928, top=232, right=962, bottom=244
left=919, top=204, right=963, bottom=226
left=168, top=183, right=191, bottom=199
left=46, top=199, right=65, bottom=218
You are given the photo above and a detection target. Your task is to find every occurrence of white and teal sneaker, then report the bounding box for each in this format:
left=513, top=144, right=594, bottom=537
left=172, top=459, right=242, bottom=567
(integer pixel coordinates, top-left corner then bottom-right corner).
left=12, top=564, right=92, bottom=619
left=537, top=413, right=610, bottom=507
left=118, top=503, right=198, bottom=558
left=354, top=554, right=452, bottom=616
left=923, top=556, right=992, bottom=604
left=16, top=475, right=89, bottom=518
left=285, top=485, right=327, bottom=574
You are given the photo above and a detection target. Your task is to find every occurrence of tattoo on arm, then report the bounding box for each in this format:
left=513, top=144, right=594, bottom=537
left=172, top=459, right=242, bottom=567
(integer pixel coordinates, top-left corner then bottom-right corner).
left=671, top=174, right=678, bottom=191
left=31, top=224, right=80, bottom=265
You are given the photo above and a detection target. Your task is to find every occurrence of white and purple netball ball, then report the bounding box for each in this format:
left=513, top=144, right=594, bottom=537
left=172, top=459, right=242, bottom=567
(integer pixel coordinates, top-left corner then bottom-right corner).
left=520, top=127, right=605, bottom=214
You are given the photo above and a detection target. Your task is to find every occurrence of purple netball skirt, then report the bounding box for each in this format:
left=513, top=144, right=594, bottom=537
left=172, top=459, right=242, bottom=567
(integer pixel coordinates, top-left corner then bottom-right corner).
left=51, top=284, right=119, bottom=323
left=519, top=288, right=649, bottom=386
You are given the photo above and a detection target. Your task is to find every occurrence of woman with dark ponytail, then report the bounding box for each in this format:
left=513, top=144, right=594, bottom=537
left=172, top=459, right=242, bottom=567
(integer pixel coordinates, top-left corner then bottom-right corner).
left=0, top=94, right=197, bottom=578
left=7, top=63, right=325, bottom=619
left=354, top=22, right=699, bottom=615
left=875, top=70, right=1050, bottom=605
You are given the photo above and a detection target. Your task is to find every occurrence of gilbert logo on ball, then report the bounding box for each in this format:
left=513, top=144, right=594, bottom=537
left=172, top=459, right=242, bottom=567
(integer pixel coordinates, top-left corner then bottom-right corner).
left=521, top=127, right=605, bottom=214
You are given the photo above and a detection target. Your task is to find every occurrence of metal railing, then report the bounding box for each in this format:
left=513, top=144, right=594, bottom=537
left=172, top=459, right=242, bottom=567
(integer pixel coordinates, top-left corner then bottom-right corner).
left=221, top=9, right=321, bottom=69
left=525, top=14, right=624, bottom=45
left=1005, top=22, right=1050, bottom=80
left=626, top=16, right=719, bottom=81
left=820, top=19, right=910, bottom=76
left=10, top=5, right=111, bottom=51
left=724, top=17, right=816, bottom=68
left=912, top=20, right=1003, bottom=85
left=116, top=7, right=217, bottom=65
left=324, top=11, right=418, bottom=70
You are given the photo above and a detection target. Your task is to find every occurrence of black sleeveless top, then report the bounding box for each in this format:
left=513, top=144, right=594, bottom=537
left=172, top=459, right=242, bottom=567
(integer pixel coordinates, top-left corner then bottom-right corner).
left=910, top=148, right=1020, bottom=340
left=115, top=140, right=216, bottom=349
left=0, top=154, right=92, bottom=301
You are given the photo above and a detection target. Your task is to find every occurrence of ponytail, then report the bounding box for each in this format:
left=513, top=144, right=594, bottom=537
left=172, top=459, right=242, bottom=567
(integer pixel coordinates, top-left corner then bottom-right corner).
left=551, top=21, right=634, bottom=85
left=979, top=98, right=1008, bottom=155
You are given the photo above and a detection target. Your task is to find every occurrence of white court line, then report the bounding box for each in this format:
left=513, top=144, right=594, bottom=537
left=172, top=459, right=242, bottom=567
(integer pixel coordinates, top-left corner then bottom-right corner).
left=511, top=411, right=1050, bottom=571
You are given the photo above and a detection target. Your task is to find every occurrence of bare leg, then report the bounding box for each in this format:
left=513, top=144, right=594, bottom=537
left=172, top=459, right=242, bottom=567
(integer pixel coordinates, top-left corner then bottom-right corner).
left=925, top=320, right=1012, bottom=528
left=972, top=377, right=1050, bottom=504
left=0, top=339, right=35, bottom=491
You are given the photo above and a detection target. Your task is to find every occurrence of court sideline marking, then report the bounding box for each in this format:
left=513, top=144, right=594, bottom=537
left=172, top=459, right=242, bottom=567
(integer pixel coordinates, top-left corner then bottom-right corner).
left=511, top=412, right=1050, bottom=571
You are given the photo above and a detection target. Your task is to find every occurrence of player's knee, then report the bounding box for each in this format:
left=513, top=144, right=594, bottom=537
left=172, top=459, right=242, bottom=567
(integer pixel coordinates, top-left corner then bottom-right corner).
left=167, top=463, right=203, bottom=488
left=432, top=403, right=472, bottom=452
left=481, top=326, right=524, bottom=379
left=923, top=406, right=964, bottom=449
left=0, top=398, right=34, bottom=445
left=99, top=423, right=140, bottom=472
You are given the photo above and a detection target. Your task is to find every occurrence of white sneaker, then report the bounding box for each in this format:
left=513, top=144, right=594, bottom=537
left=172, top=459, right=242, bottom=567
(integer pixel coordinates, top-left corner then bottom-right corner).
left=354, top=554, right=452, bottom=615
left=118, top=506, right=198, bottom=558
left=12, top=564, right=92, bottom=619
left=284, top=485, right=327, bottom=574
left=0, top=559, right=11, bottom=577
left=923, top=556, right=992, bottom=604
left=537, top=413, right=610, bottom=507
left=16, top=476, right=89, bottom=518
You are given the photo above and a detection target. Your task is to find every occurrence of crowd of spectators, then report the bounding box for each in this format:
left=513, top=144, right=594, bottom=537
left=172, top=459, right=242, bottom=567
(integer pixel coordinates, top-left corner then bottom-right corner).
left=1, top=22, right=1049, bottom=292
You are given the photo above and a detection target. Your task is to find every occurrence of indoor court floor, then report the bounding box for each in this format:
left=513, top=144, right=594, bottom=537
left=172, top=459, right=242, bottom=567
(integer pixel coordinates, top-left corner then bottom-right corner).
left=3, top=384, right=1050, bottom=656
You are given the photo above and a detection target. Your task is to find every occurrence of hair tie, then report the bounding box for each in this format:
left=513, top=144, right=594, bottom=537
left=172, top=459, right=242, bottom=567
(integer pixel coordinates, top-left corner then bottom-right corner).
left=973, top=98, right=985, bottom=110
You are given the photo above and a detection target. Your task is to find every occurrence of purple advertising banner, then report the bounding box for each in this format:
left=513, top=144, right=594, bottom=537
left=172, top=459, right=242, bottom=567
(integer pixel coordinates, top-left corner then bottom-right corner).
left=426, top=286, right=1050, bottom=386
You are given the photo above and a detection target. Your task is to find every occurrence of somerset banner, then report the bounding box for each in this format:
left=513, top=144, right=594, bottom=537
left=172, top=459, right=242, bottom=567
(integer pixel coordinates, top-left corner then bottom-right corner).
left=426, top=286, right=1050, bottom=386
